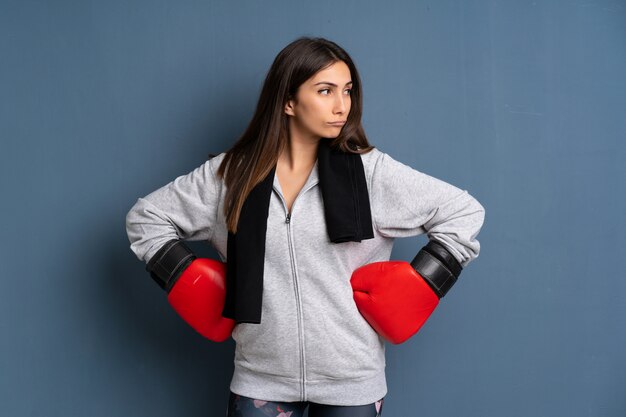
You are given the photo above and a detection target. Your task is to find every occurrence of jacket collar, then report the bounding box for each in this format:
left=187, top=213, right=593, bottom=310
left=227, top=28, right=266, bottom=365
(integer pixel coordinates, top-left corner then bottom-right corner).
left=272, top=158, right=319, bottom=197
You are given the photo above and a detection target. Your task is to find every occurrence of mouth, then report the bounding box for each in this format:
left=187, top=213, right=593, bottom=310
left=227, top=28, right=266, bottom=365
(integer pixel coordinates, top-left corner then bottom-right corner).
left=328, top=121, right=346, bottom=126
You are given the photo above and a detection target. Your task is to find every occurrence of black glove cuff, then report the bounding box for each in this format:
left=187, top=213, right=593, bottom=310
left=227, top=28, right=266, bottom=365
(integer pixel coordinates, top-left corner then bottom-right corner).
left=145, top=239, right=197, bottom=293
left=423, top=240, right=463, bottom=277
left=409, top=240, right=463, bottom=298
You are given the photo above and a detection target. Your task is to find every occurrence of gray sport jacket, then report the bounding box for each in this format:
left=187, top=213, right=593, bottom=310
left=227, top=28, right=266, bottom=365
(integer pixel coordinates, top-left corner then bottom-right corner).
left=125, top=146, right=485, bottom=406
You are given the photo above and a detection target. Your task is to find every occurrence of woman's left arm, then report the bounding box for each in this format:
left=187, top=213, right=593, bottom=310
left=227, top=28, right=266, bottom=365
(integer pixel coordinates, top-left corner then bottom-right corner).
left=370, top=150, right=485, bottom=268
left=350, top=150, right=486, bottom=343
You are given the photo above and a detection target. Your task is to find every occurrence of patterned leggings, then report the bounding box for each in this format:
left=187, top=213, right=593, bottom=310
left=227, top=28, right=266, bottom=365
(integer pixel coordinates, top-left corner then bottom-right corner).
left=226, top=391, right=384, bottom=417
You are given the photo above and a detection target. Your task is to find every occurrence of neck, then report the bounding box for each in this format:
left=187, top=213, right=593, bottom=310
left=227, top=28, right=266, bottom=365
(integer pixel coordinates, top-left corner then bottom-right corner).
left=278, top=135, right=321, bottom=172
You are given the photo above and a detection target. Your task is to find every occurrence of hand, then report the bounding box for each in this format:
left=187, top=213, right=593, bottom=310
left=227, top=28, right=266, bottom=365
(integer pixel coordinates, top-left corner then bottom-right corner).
left=167, top=258, right=235, bottom=342
left=350, top=260, right=440, bottom=344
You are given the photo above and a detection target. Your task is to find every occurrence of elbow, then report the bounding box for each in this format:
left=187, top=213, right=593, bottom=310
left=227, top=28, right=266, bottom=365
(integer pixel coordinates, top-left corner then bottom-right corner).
left=454, top=194, right=485, bottom=268
left=124, top=200, right=145, bottom=260
left=474, top=198, right=486, bottom=230
left=125, top=200, right=140, bottom=237
left=464, top=197, right=485, bottom=265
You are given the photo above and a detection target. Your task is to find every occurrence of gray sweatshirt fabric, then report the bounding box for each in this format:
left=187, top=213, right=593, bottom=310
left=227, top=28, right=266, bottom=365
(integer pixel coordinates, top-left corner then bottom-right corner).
left=125, top=146, right=485, bottom=406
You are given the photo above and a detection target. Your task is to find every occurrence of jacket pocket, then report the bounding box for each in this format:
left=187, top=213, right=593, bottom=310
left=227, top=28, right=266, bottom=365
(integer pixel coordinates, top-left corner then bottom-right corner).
left=304, top=299, right=385, bottom=382
left=232, top=316, right=302, bottom=381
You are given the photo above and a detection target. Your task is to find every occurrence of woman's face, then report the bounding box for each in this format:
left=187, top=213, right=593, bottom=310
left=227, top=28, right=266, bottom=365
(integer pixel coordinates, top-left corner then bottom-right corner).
left=284, top=60, right=352, bottom=142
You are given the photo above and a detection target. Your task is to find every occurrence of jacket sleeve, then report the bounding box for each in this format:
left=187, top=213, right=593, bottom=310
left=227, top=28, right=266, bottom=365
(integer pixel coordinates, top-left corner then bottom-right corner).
left=370, top=150, right=485, bottom=268
left=125, top=158, right=221, bottom=264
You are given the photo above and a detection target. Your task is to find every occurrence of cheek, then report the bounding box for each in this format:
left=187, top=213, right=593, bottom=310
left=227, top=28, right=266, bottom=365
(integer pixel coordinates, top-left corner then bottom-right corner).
left=310, top=97, right=328, bottom=114
left=302, top=100, right=327, bottom=123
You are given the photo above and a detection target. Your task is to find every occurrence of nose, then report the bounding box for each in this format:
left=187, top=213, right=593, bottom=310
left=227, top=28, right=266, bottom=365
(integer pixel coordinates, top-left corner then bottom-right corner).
left=334, top=94, right=348, bottom=114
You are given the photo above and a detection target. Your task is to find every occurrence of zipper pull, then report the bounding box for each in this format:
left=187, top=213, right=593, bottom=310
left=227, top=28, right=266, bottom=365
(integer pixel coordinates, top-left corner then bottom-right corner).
left=285, top=212, right=291, bottom=224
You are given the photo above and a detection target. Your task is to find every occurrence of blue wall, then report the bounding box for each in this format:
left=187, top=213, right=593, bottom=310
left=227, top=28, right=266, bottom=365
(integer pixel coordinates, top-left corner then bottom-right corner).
left=1, top=1, right=624, bottom=416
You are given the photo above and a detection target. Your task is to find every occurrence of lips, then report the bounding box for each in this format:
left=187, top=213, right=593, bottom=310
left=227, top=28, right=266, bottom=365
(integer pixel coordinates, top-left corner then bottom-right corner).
left=328, top=121, right=346, bottom=125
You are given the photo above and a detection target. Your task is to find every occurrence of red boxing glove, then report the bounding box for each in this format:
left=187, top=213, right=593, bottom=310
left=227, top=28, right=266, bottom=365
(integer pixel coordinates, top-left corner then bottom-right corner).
left=351, top=261, right=439, bottom=344
left=351, top=240, right=463, bottom=344
left=147, top=239, right=235, bottom=342
left=166, top=257, right=234, bottom=342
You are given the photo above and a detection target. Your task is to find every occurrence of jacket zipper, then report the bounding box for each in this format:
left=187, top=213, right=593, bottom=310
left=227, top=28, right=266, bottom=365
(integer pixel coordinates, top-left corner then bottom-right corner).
left=284, top=211, right=306, bottom=401
left=275, top=182, right=317, bottom=402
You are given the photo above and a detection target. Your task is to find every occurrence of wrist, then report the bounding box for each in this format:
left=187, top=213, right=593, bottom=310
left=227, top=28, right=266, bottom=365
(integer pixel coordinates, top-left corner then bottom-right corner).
left=409, top=240, right=462, bottom=298
left=146, top=239, right=197, bottom=292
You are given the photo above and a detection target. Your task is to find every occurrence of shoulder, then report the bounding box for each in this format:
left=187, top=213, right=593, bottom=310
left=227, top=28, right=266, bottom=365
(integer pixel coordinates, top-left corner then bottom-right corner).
left=358, top=146, right=385, bottom=180
left=358, top=146, right=383, bottom=166
left=207, top=151, right=227, bottom=164
left=206, top=151, right=227, bottom=174
left=359, top=147, right=431, bottom=190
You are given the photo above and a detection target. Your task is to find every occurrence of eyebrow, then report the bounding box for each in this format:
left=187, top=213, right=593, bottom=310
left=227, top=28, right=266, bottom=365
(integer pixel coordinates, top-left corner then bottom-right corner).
left=313, top=81, right=353, bottom=87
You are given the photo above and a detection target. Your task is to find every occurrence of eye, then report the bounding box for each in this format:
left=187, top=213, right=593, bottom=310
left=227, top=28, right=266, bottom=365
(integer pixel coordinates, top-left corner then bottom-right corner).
left=318, top=88, right=352, bottom=96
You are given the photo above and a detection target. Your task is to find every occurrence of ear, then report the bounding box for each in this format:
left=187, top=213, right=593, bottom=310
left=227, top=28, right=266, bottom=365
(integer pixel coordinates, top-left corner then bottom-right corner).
left=284, top=96, right=296, bottom=117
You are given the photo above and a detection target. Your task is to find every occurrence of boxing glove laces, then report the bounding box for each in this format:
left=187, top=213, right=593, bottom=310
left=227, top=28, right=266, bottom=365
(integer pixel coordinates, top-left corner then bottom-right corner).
left=146, top=239, right=234, bottom=342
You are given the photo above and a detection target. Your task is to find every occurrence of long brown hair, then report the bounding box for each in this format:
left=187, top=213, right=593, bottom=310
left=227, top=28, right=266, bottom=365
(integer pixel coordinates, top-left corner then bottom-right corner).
left=216, top=36, right=374, bottom=234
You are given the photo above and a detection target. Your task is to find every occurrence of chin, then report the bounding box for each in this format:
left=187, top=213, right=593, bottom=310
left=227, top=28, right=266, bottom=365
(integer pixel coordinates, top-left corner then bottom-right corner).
left=324, top=128, right=342, bottom=137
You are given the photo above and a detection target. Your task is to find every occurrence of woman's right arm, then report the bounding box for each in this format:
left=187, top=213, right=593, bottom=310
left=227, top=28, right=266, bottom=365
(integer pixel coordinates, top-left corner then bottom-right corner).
left=125, top=157, right=221, bottom=265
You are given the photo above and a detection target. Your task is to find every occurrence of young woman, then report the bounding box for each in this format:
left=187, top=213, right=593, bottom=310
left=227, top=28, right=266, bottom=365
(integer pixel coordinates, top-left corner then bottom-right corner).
left=126, top=36, right=485, bottom=417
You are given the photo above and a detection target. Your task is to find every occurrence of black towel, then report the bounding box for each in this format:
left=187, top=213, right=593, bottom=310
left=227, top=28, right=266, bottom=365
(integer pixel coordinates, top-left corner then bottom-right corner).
left=221, top=139, right=374, bottom=324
